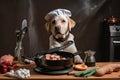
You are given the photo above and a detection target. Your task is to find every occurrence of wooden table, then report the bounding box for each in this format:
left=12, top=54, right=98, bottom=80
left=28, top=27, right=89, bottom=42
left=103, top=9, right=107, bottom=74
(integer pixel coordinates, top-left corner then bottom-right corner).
left=0, top=62, right=120, bottom=80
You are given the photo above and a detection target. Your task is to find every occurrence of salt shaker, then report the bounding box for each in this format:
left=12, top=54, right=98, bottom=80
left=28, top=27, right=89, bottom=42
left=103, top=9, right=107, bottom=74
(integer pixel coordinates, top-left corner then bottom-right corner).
left=84, top=50, right=96, bottom=67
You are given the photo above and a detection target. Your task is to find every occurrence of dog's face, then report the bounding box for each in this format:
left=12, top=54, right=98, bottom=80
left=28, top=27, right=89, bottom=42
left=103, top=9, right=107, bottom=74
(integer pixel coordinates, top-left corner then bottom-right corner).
left=45, top=15, right=76, bottom=39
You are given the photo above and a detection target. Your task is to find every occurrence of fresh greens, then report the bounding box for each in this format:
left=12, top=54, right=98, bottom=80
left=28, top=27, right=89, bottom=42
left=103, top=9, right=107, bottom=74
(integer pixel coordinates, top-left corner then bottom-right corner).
left=75, top=67, right=97, bottom=77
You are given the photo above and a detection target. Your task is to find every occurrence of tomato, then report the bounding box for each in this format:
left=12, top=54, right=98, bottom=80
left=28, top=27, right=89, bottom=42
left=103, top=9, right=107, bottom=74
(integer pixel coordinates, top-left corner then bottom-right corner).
left=1, top=64, right=7, bottom=69
left=7, top=66, right=14, bottom=71
left=2, top=68, right=7, bottom=73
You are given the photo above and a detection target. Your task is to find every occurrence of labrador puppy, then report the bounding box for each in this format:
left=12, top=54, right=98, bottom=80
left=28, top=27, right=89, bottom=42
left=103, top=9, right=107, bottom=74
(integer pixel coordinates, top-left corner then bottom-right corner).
left=44, top=9, right=83, bottom=63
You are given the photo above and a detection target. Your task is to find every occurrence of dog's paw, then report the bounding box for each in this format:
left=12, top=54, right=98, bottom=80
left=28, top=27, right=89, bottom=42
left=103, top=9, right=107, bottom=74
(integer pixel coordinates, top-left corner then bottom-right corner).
left=74, top=55, right=83, bottom=64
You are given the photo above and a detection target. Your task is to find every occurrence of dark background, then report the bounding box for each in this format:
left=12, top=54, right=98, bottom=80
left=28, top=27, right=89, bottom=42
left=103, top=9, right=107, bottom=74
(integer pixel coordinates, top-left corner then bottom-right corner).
left=0, top=0, right=120, bottom=61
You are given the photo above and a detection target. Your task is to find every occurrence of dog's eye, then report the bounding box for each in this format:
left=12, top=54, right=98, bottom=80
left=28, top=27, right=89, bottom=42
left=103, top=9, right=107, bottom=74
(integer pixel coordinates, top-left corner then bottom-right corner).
left=52, top=20, right=56, bottom=24
left=62, top=20, right=66, bottom=23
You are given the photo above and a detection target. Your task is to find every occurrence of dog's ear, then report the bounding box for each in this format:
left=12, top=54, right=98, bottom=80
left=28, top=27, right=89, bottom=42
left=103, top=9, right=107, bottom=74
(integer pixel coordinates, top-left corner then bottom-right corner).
left=45, top=14, right=54, bottom=22
left=68, top=18, right=76, bottom=31
left=45, top=22, right=51, bottom=32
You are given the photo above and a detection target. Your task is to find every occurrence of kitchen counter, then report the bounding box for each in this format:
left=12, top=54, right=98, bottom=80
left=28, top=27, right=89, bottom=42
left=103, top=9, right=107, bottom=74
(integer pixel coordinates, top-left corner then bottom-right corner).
left=0, top=62, right=120, bottom=80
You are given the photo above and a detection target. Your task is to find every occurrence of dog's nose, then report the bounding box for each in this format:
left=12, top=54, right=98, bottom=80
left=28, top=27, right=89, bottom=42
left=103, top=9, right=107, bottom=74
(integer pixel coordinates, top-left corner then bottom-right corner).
left=55, top=26, right=60, bottom=33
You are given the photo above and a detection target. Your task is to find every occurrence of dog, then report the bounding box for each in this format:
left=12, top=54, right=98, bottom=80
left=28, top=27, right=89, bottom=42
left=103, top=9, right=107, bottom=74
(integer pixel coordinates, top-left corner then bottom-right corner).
left=44, top=9, right=83, bottom=63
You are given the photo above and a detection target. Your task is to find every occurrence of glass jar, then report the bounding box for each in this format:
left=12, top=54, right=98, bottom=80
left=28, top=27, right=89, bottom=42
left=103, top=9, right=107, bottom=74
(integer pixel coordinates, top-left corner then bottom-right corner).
left=84, top=50, right=96, bottom=67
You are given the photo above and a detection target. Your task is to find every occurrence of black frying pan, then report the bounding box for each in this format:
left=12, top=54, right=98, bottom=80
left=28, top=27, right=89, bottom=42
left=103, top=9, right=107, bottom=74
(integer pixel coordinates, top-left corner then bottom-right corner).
left=22, top=41, right=83, bottom=70
left=34, top=51, right=82, bottom=70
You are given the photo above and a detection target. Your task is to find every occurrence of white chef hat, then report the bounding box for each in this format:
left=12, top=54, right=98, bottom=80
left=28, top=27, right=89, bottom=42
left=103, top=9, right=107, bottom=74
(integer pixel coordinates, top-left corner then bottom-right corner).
left=45, top=9, right=72, bottom=21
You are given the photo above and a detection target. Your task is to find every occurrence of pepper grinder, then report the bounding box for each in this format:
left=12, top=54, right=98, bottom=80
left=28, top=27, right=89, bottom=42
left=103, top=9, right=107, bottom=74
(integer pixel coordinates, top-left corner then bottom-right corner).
left=84, top=50, right=96, bottom=67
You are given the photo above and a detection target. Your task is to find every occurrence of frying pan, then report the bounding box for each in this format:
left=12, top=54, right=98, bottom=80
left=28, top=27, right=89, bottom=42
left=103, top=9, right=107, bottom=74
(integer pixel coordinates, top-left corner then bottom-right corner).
left=34, top=51, right=82, bottom=70
left=23, top=41, right=83, bottom=70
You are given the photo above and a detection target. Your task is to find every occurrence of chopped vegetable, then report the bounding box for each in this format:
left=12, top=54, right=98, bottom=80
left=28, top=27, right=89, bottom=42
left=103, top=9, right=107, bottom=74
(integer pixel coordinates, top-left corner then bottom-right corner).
left=74, top=71, right=84, bottom=77
left=83, top=68, right=97, bottom=77
left=75, top=67, right=97, bottom=77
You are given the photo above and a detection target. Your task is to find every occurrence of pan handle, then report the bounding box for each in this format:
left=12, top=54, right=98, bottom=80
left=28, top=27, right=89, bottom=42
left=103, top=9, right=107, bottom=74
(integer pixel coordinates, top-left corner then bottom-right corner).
left=74, top=51, right=84, bottom=56
left=45, top=40, right=73, bottom=53
left=22, top=41, right=73, bottom=61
